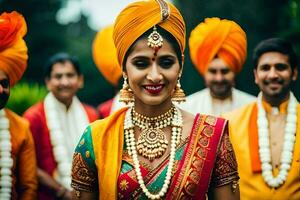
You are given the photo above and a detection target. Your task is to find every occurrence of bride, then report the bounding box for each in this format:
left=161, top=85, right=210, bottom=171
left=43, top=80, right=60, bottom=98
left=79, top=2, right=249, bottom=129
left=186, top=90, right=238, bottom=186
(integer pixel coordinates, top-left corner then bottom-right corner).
left=70, top=0, right=240, bottom=199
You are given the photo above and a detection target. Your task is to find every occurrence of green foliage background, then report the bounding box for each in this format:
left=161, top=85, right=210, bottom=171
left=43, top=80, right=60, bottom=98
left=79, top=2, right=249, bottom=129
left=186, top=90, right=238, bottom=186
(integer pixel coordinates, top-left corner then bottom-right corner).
left=6, top=82, right=48, bottom=115
left=1, top=0, right=114, bottom=110
left=1, top=0, right=300, bottom=113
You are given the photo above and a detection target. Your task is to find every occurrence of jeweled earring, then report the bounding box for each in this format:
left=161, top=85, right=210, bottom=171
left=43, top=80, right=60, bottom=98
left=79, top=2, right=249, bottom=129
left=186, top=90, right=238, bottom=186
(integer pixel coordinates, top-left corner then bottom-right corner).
left=172, top=79, right=186, bottom=103
left=119, top=76, right=134, bottom=104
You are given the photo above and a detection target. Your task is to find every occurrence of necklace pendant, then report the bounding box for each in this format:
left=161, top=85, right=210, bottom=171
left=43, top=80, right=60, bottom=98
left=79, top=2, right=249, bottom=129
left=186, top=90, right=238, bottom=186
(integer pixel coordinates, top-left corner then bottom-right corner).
left=136, top=128, right=168, bottom=161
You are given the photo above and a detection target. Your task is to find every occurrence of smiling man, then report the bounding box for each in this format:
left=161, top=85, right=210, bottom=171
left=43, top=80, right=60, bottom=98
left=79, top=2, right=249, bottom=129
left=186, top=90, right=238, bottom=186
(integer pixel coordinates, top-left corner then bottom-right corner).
left=180, top=17, right=255, bottom=116
left=23, top=53, right=98, bottom=200
left=223, top=38, right=300, bottom=199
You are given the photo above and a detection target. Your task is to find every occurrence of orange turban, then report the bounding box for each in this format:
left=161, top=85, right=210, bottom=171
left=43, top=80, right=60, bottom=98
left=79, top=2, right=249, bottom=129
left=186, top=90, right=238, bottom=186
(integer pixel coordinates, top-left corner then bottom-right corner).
left=113, top=0, right=185, bottom=67
left=189, top=17, right=247, bottom=75
left=0, top=11, right=28, bottom=86
left=92, top=25, right=122, bottom=86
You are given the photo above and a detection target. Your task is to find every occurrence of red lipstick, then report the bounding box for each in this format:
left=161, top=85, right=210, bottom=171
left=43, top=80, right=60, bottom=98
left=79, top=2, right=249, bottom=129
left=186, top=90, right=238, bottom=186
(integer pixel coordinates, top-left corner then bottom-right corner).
left=143, top=84, right=164, bottom=94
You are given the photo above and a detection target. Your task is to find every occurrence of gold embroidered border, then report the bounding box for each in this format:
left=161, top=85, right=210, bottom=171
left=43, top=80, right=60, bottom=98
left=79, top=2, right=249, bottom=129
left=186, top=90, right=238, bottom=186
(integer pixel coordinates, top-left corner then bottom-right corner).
left=177, top=116, right=217, bottom=198
left=71, top=153, right=98, bottom=192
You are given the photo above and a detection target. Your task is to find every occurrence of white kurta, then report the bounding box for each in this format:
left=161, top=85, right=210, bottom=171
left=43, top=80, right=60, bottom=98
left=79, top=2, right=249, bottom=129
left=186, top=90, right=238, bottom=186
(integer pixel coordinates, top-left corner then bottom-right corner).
left=179, top=88, right=256, bottom=116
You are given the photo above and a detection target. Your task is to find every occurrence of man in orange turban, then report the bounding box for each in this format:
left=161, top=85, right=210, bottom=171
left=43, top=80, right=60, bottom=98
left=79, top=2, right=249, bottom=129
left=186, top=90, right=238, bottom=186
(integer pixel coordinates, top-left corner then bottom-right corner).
left=92, top=25, right=126, bottom=118
left=181, top=17, right=255, bottom=116
left=0, top=11, right=37, bottom=199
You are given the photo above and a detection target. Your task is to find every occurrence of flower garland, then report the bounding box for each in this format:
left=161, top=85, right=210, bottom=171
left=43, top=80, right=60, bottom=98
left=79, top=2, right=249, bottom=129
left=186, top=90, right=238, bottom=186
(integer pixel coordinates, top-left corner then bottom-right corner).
left=44, top=94, right=71, bottom=189
left=0, top=109, right=13, bottom=200
left=257, top=92, right=297, bottom=188
left=124, top=106, right=183, bottom=199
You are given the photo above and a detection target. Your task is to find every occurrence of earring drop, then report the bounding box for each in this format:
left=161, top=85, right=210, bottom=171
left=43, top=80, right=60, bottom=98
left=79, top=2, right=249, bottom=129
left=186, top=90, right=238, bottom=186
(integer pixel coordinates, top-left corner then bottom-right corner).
left=172, top=79, right=186, bottom=103
left=119, top=76, right=134, bottom=104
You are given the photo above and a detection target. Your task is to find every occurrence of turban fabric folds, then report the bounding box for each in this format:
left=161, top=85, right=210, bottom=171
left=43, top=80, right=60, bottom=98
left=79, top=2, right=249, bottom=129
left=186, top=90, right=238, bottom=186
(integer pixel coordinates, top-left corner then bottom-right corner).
left=92, top=25, right=122, bottom=86
left=113, top=0, right=186, bottom=67
left=0, top=11, right=28, bottom=86
left=189, top=17, right=247, bottom=75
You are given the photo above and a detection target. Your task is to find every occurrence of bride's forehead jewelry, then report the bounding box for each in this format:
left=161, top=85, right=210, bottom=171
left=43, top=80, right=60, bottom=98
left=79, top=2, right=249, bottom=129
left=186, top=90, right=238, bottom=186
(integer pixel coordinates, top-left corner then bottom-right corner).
left=148, top=0, right=170, bottom=59
left=147, top=25, right=163, bottom=56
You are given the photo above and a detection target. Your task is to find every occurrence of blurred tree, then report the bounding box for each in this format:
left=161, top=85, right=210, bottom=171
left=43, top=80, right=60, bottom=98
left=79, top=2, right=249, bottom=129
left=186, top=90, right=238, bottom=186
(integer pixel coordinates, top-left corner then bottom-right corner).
left=0, top=0, right=114, bottom=106
left=280, top=0, right=300, bottom=96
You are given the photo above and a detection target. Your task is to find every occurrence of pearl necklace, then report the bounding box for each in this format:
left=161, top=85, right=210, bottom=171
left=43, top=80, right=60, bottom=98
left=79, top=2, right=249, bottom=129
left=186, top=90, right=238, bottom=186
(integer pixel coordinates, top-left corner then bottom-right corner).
left=0, top=109, right=13, bottom=200
left=132, top=106, right=178, bottom=161
left=124, top=106, right=183, bottom=199
left=132, top=105, right=175, bottom=129
left=257, top=92, right=297, bottom=188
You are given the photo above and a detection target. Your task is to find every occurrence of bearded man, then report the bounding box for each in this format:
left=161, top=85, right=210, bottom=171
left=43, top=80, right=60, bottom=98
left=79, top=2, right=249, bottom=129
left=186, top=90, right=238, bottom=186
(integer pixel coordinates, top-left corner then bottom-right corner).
left=181, top=17, right=255, bottom=116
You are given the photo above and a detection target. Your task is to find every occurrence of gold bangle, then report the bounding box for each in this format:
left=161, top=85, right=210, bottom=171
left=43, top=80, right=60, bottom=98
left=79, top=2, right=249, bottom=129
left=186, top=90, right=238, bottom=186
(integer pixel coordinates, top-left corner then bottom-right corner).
left=75, top=190, right=81, bottom=198
left=231, top=180, right=239, bottom=193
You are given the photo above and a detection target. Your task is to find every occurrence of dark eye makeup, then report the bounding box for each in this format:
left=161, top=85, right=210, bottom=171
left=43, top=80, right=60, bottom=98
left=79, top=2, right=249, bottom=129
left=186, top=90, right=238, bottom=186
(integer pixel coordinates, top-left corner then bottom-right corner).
left=158, top=56, right=176, bottom=69
left=131, top=56, right=150, bottom=69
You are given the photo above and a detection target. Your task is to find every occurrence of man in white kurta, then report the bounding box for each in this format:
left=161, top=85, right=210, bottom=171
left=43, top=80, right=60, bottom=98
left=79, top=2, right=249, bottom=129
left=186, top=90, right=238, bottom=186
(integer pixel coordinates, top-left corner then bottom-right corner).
left=180, top=17, right=255, bottom=116
left=183, top=88, right=255, bottom=116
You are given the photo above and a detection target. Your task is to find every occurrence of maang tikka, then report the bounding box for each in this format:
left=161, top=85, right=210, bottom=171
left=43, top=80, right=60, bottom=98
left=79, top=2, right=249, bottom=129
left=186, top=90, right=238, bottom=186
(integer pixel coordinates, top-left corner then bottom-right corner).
left=119, top=76, right=134, bottom=104
left=147, top=25, right=163, bottom=52
left=147, top=0, right=170, bottom=52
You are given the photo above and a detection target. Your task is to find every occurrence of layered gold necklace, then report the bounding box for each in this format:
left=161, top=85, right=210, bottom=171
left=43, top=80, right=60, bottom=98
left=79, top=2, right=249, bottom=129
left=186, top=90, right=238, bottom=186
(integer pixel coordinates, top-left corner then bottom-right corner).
left=131, top=105, right=180, bottom=161
left=124, top=106, right=183, bottom=199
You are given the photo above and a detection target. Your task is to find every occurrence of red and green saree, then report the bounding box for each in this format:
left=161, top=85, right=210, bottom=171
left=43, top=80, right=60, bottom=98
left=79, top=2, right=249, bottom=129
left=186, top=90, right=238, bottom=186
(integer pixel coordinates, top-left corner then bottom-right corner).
left=71, top=107, right=238, bottom=200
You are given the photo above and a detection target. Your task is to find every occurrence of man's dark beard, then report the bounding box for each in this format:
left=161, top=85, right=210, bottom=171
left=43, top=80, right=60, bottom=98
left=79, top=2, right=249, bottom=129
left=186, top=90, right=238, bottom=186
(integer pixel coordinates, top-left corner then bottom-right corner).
left=262, top=78, right=291, bottom=106
left=0, top=92, right=9, bottom=110
left=209, top=80, right=232, bottom=99
left=263, top=78, right=286, bottom=99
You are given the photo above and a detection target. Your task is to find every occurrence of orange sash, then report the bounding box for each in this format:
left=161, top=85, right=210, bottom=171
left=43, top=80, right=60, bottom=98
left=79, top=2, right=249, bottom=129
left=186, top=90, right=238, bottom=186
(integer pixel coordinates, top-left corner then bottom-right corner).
left=91, top=107, right=127, bottom=200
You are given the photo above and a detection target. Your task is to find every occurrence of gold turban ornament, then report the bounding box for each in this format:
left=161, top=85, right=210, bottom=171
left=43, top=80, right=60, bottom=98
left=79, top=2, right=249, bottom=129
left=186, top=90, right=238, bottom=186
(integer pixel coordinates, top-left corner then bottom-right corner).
left=113, top=0, right=186, bottom=67
left=0, top=11, right=28, bottom=86
left=92, top=25, right=122, bottom=86
left=189, top=17, right=247, bottom=75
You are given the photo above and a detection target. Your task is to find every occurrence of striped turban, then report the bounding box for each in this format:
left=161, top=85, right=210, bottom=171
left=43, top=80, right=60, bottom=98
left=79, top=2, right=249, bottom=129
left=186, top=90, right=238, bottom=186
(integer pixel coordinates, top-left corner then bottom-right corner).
left=189, top=17, right=247, bottom=75
left=113, top=0, right=186, bottom=67
left=0, top=11, right=28, bottom=86
left=92, top=25, right=122, bottom=86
